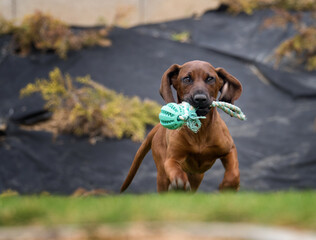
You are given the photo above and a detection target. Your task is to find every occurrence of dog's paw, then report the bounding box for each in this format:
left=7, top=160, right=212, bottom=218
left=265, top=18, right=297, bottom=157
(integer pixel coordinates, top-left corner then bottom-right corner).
left=168, top=177, right=191, bottom=191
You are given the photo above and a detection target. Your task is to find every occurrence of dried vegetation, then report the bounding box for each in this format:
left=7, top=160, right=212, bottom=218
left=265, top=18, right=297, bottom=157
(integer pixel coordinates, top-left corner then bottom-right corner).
left=20, top=68, right=161, bottom=142
left=0, top=11, right=111, bottom=58
left=222, top=0, right=316, bottom=70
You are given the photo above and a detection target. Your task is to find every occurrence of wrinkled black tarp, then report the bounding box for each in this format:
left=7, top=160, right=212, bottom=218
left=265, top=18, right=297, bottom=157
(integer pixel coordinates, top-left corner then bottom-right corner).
left=0, top=9, right=316, bottom=194
left=133, top=9, right=316, bottom=98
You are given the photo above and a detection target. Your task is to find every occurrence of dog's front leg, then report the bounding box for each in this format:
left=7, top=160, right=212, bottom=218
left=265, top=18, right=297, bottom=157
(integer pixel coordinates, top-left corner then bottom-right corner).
left=164, top=156, right=191, bottom=191
left=219, top=144, right=240, bottom=191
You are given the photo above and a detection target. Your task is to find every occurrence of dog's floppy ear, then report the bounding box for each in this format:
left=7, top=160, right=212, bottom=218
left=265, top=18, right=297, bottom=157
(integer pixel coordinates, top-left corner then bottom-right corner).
left=216, top=67, right=242, bottom=104
left=159, top=64, right=180, bottom=103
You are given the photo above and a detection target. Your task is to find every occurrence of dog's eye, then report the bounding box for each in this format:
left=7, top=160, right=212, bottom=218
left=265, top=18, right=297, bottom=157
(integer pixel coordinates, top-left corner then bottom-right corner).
left=182, top=76, right=193, bottom=84
left=205, top=76, right=215, bottom=84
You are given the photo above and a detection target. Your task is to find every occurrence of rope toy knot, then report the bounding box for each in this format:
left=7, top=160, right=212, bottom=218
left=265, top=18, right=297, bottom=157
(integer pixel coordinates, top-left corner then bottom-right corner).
left=211, top=101, right=246, bottom=121
left=159, top=101, right=246, bottom=133
left=159, top=102, right=205, bottom=133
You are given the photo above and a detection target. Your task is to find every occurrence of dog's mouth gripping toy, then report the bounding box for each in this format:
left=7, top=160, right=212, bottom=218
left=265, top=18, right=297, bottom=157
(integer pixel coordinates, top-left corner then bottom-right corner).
left=159, top=101, right=246, bottom=133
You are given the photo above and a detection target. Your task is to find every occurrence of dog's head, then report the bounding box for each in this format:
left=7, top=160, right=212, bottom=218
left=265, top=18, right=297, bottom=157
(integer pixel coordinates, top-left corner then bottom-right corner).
left=160, top=60, right=242, bottom=116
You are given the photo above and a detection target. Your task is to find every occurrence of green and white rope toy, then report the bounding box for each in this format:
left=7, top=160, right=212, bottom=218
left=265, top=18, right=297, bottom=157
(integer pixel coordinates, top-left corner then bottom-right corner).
left=159, top=101, right=246, bottom=133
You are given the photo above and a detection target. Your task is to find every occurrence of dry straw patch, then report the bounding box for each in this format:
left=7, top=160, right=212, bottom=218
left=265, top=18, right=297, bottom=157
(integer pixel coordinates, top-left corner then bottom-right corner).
left=20, top=68, right=161, bottom=142
left=222, top=0, right=316, bottom=70
left=0, top=11, right=111, bottom=58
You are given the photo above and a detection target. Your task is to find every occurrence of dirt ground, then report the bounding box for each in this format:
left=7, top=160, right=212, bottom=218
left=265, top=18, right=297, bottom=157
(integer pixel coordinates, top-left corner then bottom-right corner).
left=1, top=222, right=316, bottom=240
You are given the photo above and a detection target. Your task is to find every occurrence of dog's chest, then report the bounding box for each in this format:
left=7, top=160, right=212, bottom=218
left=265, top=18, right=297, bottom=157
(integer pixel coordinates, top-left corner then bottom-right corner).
left=182, top=142, right=231, bottom=173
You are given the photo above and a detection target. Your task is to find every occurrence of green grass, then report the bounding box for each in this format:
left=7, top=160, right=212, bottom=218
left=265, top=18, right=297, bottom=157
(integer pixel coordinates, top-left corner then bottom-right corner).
left=1, top=192, right=316, bottom=229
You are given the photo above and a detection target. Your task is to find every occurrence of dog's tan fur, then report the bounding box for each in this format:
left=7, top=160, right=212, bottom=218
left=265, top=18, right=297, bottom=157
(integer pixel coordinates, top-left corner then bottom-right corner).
left=121, top=60, right=242, bottom=192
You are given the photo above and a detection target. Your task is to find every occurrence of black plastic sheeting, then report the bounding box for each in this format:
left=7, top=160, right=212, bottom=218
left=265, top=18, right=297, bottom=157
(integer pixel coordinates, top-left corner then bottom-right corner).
left=0, top=10, right=316, bottom=194
left=133, top=9, right=316, bottom=98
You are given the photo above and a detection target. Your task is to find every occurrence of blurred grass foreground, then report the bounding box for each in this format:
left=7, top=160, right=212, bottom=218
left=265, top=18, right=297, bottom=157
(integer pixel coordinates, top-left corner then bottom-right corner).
left=0, top=192, right=316, bottom=229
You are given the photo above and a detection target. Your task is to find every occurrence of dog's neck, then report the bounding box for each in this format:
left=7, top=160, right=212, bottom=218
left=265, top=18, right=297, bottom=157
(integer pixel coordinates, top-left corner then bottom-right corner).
left=182, top=107, right=219, bottom=141
left=199, top=108, right=218, bottom=131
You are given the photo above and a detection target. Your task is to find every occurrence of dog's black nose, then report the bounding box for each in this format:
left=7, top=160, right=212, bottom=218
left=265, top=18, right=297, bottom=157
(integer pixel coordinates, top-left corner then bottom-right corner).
left=193, top=94, right=207, bottom=105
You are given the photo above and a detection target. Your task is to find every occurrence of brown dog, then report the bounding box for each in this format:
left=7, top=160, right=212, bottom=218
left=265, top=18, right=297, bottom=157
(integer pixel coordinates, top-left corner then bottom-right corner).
left=120, top=60, right=242, bottom=192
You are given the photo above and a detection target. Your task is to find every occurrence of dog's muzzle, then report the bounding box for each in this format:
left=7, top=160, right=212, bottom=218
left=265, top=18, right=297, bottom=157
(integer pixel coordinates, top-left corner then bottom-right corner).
left=186, top=93, right=212, bottom=116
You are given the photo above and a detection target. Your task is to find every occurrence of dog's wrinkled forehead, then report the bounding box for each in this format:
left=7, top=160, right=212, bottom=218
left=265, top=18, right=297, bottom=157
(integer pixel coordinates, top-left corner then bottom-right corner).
left=179, top=61, right=216, bottom=78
